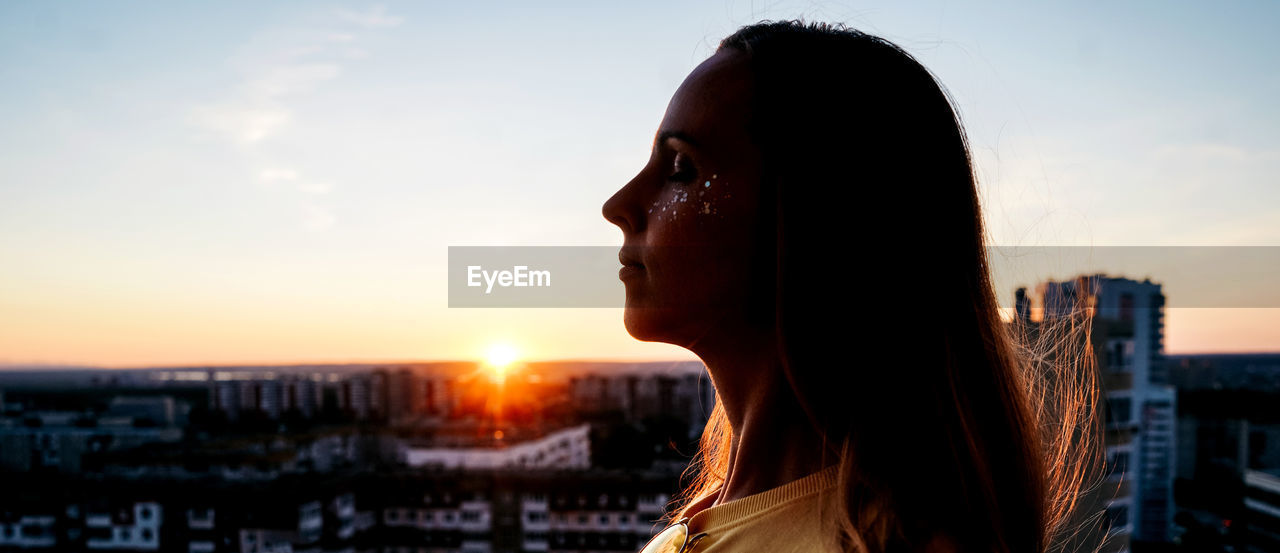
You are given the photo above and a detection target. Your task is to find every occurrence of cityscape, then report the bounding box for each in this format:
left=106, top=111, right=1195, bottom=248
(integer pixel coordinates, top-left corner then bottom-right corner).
left=1, top=275, right=1278, bottom=552
left=0, top=359, right=713, bottom=553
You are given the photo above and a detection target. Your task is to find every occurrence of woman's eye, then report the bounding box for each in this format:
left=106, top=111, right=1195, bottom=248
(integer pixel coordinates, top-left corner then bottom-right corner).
left=667, top=152, right=697, bottom=183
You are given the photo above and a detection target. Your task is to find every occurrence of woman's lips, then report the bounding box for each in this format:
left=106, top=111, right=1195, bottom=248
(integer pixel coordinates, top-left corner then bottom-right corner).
left=618, top=248, right=644, bottom=281
left=619, top=263, right=644, bottom=281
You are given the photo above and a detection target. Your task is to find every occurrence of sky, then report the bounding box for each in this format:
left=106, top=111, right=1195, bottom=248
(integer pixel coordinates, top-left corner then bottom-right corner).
left=1, top=1, right=1278, bottom=367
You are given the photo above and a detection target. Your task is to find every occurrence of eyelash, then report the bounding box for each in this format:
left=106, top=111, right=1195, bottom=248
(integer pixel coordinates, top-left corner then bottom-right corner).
left=666, top=152, right=697, bottom=184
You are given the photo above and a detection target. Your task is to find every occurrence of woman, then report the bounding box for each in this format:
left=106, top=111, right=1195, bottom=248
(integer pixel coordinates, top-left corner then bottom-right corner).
left=602, top=20, right=1102, bottom=553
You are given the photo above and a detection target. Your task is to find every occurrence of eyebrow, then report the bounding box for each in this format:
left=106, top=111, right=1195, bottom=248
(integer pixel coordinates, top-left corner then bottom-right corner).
left=655, top=130, right=702, bottom=150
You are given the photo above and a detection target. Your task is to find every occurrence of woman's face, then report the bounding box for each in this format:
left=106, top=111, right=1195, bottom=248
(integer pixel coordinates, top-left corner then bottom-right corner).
left=602, top=49, right=766, bottom=348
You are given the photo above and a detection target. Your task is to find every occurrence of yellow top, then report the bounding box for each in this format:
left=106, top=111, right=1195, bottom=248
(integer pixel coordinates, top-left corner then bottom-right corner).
left=683, top=464, right=844, bottom=553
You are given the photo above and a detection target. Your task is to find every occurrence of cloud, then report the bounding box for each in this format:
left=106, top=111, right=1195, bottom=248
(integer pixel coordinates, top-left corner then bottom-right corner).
left=183, top=8, right=397, bottom=229
left=190, top=105, right=290, bottom=144
left=245, top=63, right=342, bottom=100
left=190, top=62, right=340, bottom=145
left=187, top=9, right=392, bottom=145
left=336, top=5, right=404, bottom=28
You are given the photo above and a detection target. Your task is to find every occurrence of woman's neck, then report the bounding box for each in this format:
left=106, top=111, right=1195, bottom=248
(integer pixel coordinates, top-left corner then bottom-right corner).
left=689, top=327, right=834, bottom=506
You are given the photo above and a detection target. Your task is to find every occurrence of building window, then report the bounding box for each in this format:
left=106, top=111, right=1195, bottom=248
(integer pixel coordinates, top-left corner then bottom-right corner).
left=1106, top=397, right=1132, bottom=426
left=1105, top=505, right=1129, bottom=529
left=1107, top=451, right=1129, bottom=477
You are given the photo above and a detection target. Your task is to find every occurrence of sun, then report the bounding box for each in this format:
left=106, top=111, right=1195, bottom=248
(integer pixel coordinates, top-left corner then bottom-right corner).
left=485, top=343, right=520, bottom=381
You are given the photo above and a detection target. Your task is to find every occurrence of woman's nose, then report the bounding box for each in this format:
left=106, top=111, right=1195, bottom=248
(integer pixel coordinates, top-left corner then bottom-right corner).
left=602, top=175, right=644, bottom=235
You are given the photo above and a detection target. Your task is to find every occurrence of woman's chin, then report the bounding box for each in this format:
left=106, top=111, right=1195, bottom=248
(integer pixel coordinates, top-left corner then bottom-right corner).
left=622, top=306, right=688, bottom=345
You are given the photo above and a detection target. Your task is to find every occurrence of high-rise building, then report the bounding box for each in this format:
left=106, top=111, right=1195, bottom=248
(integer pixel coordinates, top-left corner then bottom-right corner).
left=425, top=376, right=460, bottom=418
left=339, top=375, right=372, bottom=420
left=1022, top=274, right=1176, bottom=546
left=568, top=367, right=715, bottom=437
left=369, top=370, right=389, bottom=420
left=281, top=376, right=318, bottom=418
left=1038, top=275, right=1167, bottom=385
left=1243, top=468, right=1280, bottom=553
left=386, top=367, right=419, bottom=421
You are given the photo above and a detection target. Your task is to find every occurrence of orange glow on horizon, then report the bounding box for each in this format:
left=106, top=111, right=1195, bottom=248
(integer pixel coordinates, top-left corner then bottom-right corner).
left=1, top=308, right=1276, bottom=368
left=484, top=343, right=520, bottom=383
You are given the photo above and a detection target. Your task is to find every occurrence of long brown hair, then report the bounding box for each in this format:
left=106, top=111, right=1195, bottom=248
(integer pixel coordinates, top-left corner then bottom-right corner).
left=663, top=20, right=1105, bottom=553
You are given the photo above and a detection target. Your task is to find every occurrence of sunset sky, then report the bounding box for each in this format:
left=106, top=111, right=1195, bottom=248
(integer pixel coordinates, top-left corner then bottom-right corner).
left=1, top=1, right=1278, bottom=367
